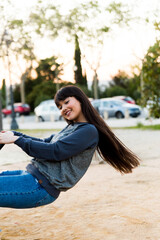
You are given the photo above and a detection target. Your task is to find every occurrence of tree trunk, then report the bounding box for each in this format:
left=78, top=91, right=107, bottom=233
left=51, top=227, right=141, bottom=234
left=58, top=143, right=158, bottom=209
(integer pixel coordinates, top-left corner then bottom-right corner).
left=93, top=72, right=98, bottom=99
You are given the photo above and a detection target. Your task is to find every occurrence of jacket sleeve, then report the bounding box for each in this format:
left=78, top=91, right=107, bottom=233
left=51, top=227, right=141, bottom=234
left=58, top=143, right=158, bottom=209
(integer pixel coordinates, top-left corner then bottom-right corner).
left=13, top=131, right=54, bottom=143
left=14, top=125, right=99, bottom=161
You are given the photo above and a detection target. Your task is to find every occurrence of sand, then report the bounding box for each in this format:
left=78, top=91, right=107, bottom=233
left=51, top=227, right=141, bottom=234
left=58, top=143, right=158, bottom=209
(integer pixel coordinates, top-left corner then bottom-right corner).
left=0, top=129, right=160, bottom=240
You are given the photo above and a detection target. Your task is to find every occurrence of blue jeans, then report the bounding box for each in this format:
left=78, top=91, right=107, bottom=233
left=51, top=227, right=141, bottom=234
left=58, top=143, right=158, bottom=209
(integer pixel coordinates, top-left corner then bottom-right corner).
left=0, top=170, right=57, bottom=209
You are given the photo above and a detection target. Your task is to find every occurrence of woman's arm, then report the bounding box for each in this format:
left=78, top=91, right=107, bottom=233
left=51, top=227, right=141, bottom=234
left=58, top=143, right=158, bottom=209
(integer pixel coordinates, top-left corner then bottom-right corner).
left=14, top=125, right=99, bottom=161
left=0, top=131, right=54, bottom=147
left=13, top=131, right=54, bottom=143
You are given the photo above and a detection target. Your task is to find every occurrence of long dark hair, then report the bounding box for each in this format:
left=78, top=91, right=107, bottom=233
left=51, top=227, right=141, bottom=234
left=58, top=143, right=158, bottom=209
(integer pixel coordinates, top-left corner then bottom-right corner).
left=54, top=85, right=140, bottom=174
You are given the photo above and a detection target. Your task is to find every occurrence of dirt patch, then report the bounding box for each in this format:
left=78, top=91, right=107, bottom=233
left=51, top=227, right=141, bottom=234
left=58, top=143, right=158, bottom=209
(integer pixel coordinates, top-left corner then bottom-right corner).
left=0, top=129, right=160, bottom=240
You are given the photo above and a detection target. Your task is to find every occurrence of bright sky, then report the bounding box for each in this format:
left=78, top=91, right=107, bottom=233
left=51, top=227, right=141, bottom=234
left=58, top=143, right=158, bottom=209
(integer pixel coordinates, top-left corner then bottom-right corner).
left=1, top=0, right=160, bottom=87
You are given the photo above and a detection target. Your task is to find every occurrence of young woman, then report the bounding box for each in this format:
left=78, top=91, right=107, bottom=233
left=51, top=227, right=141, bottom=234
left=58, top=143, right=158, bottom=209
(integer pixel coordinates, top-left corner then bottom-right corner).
left=0, top=85, right=140, bottom=209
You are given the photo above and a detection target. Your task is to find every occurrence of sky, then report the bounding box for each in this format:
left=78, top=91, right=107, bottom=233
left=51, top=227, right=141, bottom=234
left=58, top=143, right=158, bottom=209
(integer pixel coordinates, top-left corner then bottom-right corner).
left=1, top=0, right=160, bottom=87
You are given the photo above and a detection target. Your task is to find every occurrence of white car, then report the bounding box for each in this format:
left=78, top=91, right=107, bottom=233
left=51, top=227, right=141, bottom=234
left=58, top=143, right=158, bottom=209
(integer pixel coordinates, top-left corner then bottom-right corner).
left=34, top=100, right=62, bottom=122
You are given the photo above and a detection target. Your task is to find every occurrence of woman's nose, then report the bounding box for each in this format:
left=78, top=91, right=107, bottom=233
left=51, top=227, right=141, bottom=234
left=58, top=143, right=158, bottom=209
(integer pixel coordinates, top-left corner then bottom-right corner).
left=61, top=105, right=66, bottom=113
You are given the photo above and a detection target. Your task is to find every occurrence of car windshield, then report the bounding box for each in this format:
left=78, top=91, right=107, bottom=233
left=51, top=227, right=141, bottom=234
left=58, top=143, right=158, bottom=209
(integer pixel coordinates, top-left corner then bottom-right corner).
left=124, top=97, right=133, bottom=101
left=110, top=100, right=125, bottom=106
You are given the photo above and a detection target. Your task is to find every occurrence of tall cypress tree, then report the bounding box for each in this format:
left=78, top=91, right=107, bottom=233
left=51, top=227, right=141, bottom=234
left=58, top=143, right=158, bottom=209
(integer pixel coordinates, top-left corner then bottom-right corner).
left=74, top=35, right=87, bottom=86
left=1, top=79, right=6, bottom=108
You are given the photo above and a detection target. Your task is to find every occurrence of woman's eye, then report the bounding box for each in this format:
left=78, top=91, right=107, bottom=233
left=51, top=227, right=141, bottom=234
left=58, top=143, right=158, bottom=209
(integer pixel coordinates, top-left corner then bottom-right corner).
left=65, top=100, right=69, bottom=104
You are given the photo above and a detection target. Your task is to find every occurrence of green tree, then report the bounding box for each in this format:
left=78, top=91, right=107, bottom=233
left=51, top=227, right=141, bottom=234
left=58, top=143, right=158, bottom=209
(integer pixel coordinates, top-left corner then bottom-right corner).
left=26, top=81, right=74, bottom=111
left=1, top=79, right=6, bottom=107
left=0, top=18, right=35, bottom=105
left=29, top=1, right=131, bottom=99
left=142, top=40, right=160, bottom=117
left=36, top=57, right=63, bottom=83
left=101, top=70, right=140, bottom=101
left=8, top=19, right=35, bottom=104
left=74, top=35, right=87, bottom=86
left=23, top=56, right=64, bottom=110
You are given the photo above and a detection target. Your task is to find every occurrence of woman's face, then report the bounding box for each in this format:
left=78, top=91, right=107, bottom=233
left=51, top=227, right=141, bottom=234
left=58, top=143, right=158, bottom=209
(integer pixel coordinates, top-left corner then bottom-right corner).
left=58, top=97, right=87, bottom=122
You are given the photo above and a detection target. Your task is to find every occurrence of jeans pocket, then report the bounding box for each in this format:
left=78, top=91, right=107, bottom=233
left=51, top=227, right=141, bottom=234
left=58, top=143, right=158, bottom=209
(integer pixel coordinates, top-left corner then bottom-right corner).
left=35, top=193, right=55, bottom=207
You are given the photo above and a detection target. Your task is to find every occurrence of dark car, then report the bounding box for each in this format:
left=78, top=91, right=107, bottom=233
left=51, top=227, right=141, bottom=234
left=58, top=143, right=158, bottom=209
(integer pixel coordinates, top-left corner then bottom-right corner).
left=2, top=103, right=30, bottom=117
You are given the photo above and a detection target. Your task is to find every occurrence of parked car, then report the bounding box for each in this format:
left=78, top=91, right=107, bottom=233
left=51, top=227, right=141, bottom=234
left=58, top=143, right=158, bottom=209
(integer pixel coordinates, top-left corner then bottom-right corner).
left=112, top=96, right=135, bottom=104
left=91, top=98, right=141, bottom=119
left=2, top=103, right=30, bottom=117
left=34, top=100, right=62, bottom=122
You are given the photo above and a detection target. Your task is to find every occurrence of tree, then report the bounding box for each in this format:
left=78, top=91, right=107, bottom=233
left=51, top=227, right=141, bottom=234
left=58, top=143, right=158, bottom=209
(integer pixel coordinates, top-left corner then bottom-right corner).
left=0, top=0, right=36, bottom=105
left=23, top=56, right=64, bottom=110
left=74, top=35, right=87, bottom=86
left=0, top=19, right=36, bottom=105
left=36, top=57, right=63, bottom=82
left=142, top=40, right=160, bottom=117
left=1, top=79, right=6, bottom=108
left=29, top=1, right=131, bottom=98
left=8, top=19, right=36, bottom=103
left=101, top=70, right=140, bottom=101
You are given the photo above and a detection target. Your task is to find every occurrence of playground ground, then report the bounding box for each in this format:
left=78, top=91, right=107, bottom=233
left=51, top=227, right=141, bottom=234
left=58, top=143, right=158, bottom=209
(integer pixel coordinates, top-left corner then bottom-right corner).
left=0, top=128, right=160, bottom=240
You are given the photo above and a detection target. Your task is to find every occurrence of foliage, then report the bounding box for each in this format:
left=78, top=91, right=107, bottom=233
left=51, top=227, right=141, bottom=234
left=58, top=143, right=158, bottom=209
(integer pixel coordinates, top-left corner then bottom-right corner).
left=26, top=81, right=57, bottom=110
left=0, top=1, right=142, bottom=107
left=35, top=56, right=63, bottom=83
left=142, top=40, right=160, bottom=117
left=74, top=35, right=87, bottom=86
left=100, top=70, right=140, bottom=101
left=13, top=84, right=21, bottom=103
left=102, top=85, right=127, bottom=98
left=29, top=0, right=131, bottom=99
left=1, top=79, right=6, bottom=108
left=76, top=84, right=92, bottom=98
left=22, top=56, right=64, bottom=110
left=125, top=123, right=160, bottom=130
left=0, top=7, right=36, bottom=104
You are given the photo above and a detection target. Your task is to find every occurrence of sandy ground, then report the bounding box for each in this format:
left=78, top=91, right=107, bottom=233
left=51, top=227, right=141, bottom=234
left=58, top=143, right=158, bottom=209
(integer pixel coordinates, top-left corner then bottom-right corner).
left=0, top=129, right=160, bottom=240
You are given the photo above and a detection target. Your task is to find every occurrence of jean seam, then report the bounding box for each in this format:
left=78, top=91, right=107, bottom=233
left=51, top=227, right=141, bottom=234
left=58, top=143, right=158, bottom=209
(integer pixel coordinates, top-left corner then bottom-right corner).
left=36, top=194, right=48, bottom=205
left=0, top=186, right=42, bottom=196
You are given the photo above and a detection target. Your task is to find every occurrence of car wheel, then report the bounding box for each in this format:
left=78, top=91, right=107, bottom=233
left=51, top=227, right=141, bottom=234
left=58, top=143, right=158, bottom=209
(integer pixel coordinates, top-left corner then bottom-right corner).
left=38, top=116, right=44, bottom=122
left=115, top=111, right=124, bottom=119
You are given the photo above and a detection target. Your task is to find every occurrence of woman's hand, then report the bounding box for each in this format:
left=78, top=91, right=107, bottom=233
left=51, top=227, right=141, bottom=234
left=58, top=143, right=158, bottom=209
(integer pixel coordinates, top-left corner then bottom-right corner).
left=0, top=131, right=19, bottom=144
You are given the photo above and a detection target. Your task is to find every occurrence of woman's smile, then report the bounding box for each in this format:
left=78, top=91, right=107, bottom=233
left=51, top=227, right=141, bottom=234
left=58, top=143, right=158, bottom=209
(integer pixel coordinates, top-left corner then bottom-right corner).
left=65, top=110, right=72, bottom=117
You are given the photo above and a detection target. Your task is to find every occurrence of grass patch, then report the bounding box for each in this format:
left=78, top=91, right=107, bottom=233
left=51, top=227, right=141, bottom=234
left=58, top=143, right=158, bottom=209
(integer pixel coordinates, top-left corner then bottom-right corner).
left=16, top=128, right=60, bottom=137
left=123, top=123, right=160, bottom=130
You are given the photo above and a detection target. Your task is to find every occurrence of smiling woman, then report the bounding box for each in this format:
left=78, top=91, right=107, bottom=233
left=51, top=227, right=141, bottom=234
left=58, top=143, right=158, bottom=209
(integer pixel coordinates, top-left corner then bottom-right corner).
left=0, top=85, right=140, bottom=209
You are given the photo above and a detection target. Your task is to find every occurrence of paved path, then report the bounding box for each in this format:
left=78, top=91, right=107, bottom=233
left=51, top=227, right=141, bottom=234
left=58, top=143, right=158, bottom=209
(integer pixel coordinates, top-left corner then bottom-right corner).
left=2, top=115, right=160, bottom=130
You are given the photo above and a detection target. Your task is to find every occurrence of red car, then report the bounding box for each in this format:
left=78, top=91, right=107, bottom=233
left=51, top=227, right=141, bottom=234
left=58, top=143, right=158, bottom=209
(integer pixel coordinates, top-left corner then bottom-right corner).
left=2, top=103, right=30, bottom=117
left=112, top=96, right=135, bottom=104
